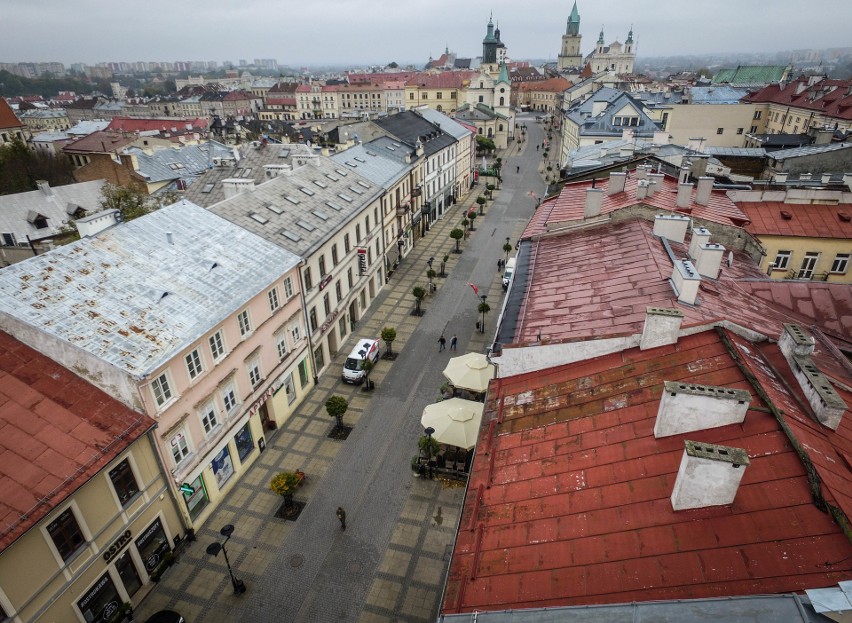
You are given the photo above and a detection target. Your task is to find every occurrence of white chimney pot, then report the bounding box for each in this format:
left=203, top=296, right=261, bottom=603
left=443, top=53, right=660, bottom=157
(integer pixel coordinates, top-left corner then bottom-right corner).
left=671, top=441, right=750, bottom=511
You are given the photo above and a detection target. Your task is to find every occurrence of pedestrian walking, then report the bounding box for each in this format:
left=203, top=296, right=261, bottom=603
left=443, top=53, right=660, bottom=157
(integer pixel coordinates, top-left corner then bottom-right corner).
left=450, top=334, right=458, bottom=351
left=497, top=258, right=502, bottom=272
left=336, top=507, right=346, bottom=530
left=536, top=145, right=539, bottom=152
left=438, top=334, right=446, bottom=352
left=516, top=165, right=520, bottom=173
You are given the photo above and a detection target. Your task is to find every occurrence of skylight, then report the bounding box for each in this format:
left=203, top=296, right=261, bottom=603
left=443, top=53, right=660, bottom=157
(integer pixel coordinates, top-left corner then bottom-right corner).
left=284, top=195, right=300, bottom=205
left=348, top=186, right=363, bottom=195
left=357, top=181, right=370, bottom=189
left=338, top=193, right=353, bottom=203
left=297, top=220, right=316, bottom=232
left=312, top=210, right=330, bottom=221
left=281, top=230, right=301, bottom=242
left=299, top=186, right=315, bottom=196
left=313, top=180, right=328, bottom=188
left=335, top=168, right=349, bottom=177
left=325, top=201, right=343, bottom=211
left=266, top=203, right=284, bottom=215
left=249, top=213, right=269, bottom=224
left=201, top=183, right=214, bottom=193
left=326, top=173, right=339, bottom=182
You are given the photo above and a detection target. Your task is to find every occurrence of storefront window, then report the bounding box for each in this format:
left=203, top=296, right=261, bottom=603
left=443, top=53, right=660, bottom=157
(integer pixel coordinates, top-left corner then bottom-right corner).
left=211, top=445, right=234, bottom=490
left=234, top=423, right=254, bottom=462
left=183, top=475, right=208, bottom=520
left=135, top=517, right=171, bottom=575
left=284, top=372, right=296, bottom=405
left=77, top=572, right=121, bottom=623
left=298, top=358, right=309, bottom=388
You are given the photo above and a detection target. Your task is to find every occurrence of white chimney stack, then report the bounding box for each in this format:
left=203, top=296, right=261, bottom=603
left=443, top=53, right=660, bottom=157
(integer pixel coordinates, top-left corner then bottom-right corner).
left=671, top=441, right=750, bottom=511
left=222, top=178, right=256, bottom=199
left=678, top=166, right=690, bottom=185
left=653, top=213, right=690, bottom=243
left=36, top=180, right=53, bottom=196
left=607, top=172, right=627, bottom=195
left=653, top=130, right=670, bottom=145
left=695, top=243, right=725, bottom=279
left=800, top=173, right=812, bottom=181
left=636, top=166, right=648, bottom=181
left=584, top=188, right=604, bottom=218
left=688, top=227, right=711, bottom=260
left=778, top=324, right=847, bottom=430
left=640, top=307, right=684, bottom=350
left=74, top=209, right=122, bottom=238
left=636, top=179, right=649, bottom=199
left=654, top=381, right=751, bottom=438
left=648, top=173, right=664, bottom=197
left=671, top=258, right=701, bottom=304
left=676, top=183, right=693, bottom=209
left=821, top=173, right=832, bottom=184
left=775, top=172, right=788, bottom=183
left=844, top=173, right=852, bottom=190
left=695, top=176, right=714, bottom=206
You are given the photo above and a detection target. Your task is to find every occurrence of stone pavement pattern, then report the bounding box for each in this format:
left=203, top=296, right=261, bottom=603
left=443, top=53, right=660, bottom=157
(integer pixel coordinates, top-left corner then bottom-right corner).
left=133, top=117, right=546, bottom=623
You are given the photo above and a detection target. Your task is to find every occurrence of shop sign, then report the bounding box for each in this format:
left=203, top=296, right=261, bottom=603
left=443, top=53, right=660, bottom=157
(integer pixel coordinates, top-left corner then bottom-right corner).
left=102, top=529, right=132, bottom=563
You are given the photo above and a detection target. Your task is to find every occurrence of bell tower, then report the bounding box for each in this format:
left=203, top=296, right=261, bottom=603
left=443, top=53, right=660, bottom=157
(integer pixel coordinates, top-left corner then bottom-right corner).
left=557, top=1, right=583, bottom=71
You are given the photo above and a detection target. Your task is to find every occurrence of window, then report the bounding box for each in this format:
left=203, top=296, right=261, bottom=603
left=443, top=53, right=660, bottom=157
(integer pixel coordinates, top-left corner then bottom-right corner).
left=753, top=110, right=762, bottom=120
left=335, top=281, right=342, bottom=304
left=200, top=401, right=218, bottom=435
left=248, top=359, right=262, bottom=387
left=298, top=358, right=310, bottom=388
left=436, top=92, right=442, bottom=100
left=365, top=215, right=370, bottom=231
left=314, top=345, right=325, bottom=370
left=268, top=287, right=280, bottom=312
left=347, top=267, right=353, bottom=288
left=736, top=128, right=744, bottom=135
left=151, top=373, right=173, bottom=407
left=319, top=255, right=326, bottom=277
left=185, top=349, right=203, bottom=380
left=409, top=92, right=414, bottom=100
left=309, top=307, right=318, bottom=331
left=277, top=333, right=288, bottom=359
left=47, top=508, right=85, bottom=562
left=283, top=276, right=294, bottom=299
left=356, top=224, right=361, bottom=241
left=478, top=95, right=484, bottom=103
left=331, top=244, right=339, bottom=265
left=234, top=422, right=254, bottom=462
left=323, top=293, right=331, bottom=315
left=304, top=266, right=313, bottom=290
left=716, top=128, right=724, bottom=135
left=109, top=458, right=140, bottom=507
left=237, top=310, right=251, bottom=336
left=831, top=253, right=850, bottom=274
left=772, top=250, right=792, bottom=270
left=170, top=430, right=190, bottom=465
left=291, top=323, right=301, bottom=343
left=798, top=252, right=819, bottom=279
left=209, top=330, right=225, bottom=360
left=750, top=125, right=758, bottom=133
left=339, top=316, right=347, bottom=338
left=215, top=385, right=235, bottom=417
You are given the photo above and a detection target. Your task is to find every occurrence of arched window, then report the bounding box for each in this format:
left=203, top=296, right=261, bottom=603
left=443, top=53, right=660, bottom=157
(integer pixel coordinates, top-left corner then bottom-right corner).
left=499, top=97, right=504, bottom=106
left=498, top=124, right=503, bottom=131
left=478, top=127, right=483, bottom=135
left=487, top=128, right=493, bottom=137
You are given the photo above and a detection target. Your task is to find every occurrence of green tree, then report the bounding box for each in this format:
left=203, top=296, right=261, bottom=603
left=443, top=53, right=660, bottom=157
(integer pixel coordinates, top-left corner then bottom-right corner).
left=468, top=210, right=477, bottom=230
left=476, top=196, right=486, bottom=215
left=0, top=138, right=75, bottom=195
left=503, top=240, right=513, bottom=261
left=475, top=135, right=495, bottom=153
left=440, top=254, right=449, bottom=277
left=325, top=395, right=349, bottom=428
left=450, top=227, right=464, bottom=252
left=412, top=285, right=426, bottom=316
left=486, top=183, right=495, bottom=199
left=381, top=326, right=397, bottom=355
left=360, top=357, right=375, bottom=389
left=99, top=183, right=151, bottom=221
left=478, top=300, right=491, bottom=333
left=426, top=268, right=436, bottom=289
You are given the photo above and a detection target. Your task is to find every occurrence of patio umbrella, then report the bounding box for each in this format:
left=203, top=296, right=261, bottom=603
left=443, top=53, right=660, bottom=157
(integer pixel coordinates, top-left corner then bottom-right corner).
left=442, top=352, right=495, bottom=393
left=420, top=398, right=485, bottom=450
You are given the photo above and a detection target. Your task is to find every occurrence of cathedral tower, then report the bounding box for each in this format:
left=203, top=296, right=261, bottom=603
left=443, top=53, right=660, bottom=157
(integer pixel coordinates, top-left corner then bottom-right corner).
left=557, top=1, right=583, bottom=70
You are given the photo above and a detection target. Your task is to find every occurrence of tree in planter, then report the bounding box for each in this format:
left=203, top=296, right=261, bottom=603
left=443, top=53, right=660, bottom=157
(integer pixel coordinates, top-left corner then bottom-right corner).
left=503, top=240, right=513, bottom=262
left=426, top=268, right=436, bottom=292
left=412, top=285, right=426, bottom=316
left=270, top=471, right=303, bottom=509
left=325, top=395, right=349, bottom=428
left=486, top=183, right=495, bottom=199
left=477, top=300, right=491, bottom=333
left=381, top=326, right=397, bottom=358
left=467, top=210, right=478, bottom=231
left=450, top=228, right=465, bottom=252
left=461, top=216, right=469, bottom=233
left=476, top=196, right=487, bottom=215
left=439, top=254, right=449, bottom=277
left=360, top=358, right=375, bottom=390
left=418, top=435, right=440, bottom=462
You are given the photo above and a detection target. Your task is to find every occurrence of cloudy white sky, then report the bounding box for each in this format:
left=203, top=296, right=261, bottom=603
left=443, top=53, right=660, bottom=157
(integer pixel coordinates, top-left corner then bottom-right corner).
left=2, top=0, right=848, bottom=67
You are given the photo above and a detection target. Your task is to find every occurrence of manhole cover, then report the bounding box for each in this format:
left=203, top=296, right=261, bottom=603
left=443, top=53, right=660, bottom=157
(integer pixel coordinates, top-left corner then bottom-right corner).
left=289, top=553, right=305, bottom=568
left=348, top=560, right=363, bottom=574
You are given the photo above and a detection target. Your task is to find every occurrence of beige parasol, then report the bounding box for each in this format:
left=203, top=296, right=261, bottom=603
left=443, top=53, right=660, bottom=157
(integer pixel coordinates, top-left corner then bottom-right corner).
left=442, top=352, right=495, bottom=393
left=420, top=398, right=485, bottom=450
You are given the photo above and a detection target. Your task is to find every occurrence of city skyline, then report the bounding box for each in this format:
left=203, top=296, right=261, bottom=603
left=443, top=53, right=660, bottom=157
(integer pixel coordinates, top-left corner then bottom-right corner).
left=2, top=0, right=849, bottom=68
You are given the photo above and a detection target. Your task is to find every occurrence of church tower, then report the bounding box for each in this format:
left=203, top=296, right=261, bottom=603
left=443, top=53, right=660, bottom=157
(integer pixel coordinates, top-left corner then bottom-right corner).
left=557, top=1, right=583, bottom=71
left=482, top=15, right=498, bottom=67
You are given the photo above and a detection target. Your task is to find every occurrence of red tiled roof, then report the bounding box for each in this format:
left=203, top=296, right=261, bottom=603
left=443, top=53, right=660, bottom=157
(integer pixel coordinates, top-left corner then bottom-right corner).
left=523, top=173, right=750, bottom=238
left=517, top=77, right=572, bottom=93
left=0, top=331, right=153, bottom=552
left=743, top=77, right=852, bottom=121
left=266, top=97, right=297, bottom=107
left=106, top=116, right=209, bottom=133
left=442, top=329, right=852, bottom=614
left=63, top=131, right=136, bottom=154
left=406, top=71, right=477, bottom=89
left=347, top=71, right=418, bottom=85
left=739, top=201, right=852, bottom=239
left=0, top=98, right=24, bottom=130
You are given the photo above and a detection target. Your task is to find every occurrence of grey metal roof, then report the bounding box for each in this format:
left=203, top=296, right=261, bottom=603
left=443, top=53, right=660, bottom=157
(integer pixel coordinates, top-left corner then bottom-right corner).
left=768, top=141, right=852, bottom=161
left=0, top=179, right=105, bottom=243
left=329, top=142, right=410, bottom=189
left=31, top=131, right=69, bottom=142
left=566, top=88, right=661, bottom=138
left=126, top=141, right=234, bottom=183
left=415, top=108, right=473, bottom=141
left=374, top=110, right=456, bottom=157
left=0, top=200, right=300, bottom=376
left=207, top=156, right=382, bottom=258
left=706, top=146, right=768, bottom=157
left=687, top=85, right=751, bottom=104
left=67, top=120, right=110, bottom=136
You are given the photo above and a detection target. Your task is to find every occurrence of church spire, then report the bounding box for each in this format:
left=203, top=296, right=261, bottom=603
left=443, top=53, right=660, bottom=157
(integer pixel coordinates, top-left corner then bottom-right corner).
left=566, top=1, right=580, bottom=36
left=626, top=25, right=634, bottom=44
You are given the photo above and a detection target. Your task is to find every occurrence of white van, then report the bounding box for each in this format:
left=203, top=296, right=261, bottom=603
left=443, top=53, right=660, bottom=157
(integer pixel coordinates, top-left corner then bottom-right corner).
left=502, top=257, right=516, bottom=289
left=341, top=338, right=380, bottom=384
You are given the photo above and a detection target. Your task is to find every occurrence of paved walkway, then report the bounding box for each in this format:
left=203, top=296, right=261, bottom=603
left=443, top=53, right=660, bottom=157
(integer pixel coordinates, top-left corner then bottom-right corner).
left=133, top=117, right=546, bottom=623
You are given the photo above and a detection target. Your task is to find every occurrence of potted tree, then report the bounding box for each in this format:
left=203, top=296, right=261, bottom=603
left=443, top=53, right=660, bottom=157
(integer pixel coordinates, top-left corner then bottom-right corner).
left=439, top=254, right=449, bottom=277
left=360, top=358, right=375, bottom=391
left=450, top=228, right=464, bottom=253
left=412, top=286, right=426, bottom=316
left=477, top=299, right=491, bottom=333
left=468, top=210, right=478, bottom=231
left=381, top=326, right=397, bottom=360
left=325, top=395, right=351, bottom=439
left=476, top=196, right=486, bottom=215
left=270, top=471, right=303, bottom=510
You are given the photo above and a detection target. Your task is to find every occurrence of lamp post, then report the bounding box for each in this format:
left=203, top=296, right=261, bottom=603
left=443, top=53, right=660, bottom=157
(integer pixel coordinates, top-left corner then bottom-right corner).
left=206, top=524, right=246, bottom=595
left=479, top=294, right=488, bottom=334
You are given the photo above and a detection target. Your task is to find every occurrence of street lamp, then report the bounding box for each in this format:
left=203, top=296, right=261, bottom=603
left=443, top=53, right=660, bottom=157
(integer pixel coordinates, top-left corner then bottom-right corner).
left=206, top=524, right=246, bottom=595
left=479, top=294, right=488, bottom=334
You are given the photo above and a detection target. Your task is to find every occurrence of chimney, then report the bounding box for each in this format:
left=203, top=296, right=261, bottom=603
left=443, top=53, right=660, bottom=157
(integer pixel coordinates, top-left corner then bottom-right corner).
left=800, top=173, right=812, bottom=181
left=775, top=172, right=788, bottom=183
left=653, top=213, right=690, bottom=243
left=621, top=128, right=635, bottom=142
left=636, top=166, right=648, bottom=181
left=821, top=173, right=832, bottom=184
left=688, top=227, right=711, bottom=260
left=778, top=325, right=847, bottom=430
left=166, top=232, right=174, bottom=245
left=640, top=307, right=684, bottom=350
left=36, top=180, right=52, bottom=196
left=74, top=209, right=122, bottom=238
left=648, top=173, right=664, bottom=197
left=695, top=243, right=725, bottom=279
left=653, top=130, right=670, bottom=145
left=619, top=144, right=634, bottom=157
left=654, top=381, right=751, bottom=438
left=584, top=188, right=603, bottom=218
left=678, top=166, right=690, bottom=185
left=607, top=172, right=627, bottom=195
left=671, top=258, right=701, bottom=304
left=222, top=178, right=255, bottom=198
left=636, top=179, right=649, bottom=200
left=675, top=183, right=693, bottom=210
left=670, top=441, right=750, bottom=511
left=695, top=176, right=713, bottom=206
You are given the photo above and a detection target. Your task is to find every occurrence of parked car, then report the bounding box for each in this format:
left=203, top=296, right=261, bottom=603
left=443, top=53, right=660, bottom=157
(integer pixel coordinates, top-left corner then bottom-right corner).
left=145, top=611, right=185, bottom=623
left=341, top=338, right=380, bottom=384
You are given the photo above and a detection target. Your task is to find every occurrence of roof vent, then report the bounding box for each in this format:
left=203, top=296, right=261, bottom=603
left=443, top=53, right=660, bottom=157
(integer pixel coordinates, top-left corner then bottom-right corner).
left=640, top=307, right=684, bottom=350
left=780, top=210, right=792, bottom=220
left=654, top=381, right=751, bottom=438
left=584, top=188, right=603, bottom=218
left=775, top=172, right=788, bottom=183
left=671, top=258, right=701, bottom=304
left=778, top=323, right=815, bottom=358
left=687, top=227, right=711, bottom=261
left=671, top=440, right=750, bottom=511
left=653, top=213, right=690, bottom=244
left=839, top=213, right=852, bottom=223
left=607, top=171, right=626, bottom=195
left=636, top=179, right=650, bottom=200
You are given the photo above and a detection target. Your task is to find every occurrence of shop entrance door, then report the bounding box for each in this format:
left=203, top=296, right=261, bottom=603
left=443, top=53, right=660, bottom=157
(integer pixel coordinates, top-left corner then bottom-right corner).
left=115, top=550, right=142, bottom=597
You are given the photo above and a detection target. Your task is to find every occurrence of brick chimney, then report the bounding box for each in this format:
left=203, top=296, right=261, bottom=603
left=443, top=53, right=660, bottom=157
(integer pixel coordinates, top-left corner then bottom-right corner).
left=653, top=213, right=690, bottom=243
left=676, top=183, right=693, bottom=209
left=640, top=307, right=684, bottom=350
left=671, top=258, right=700, bottom=304
left=695, top=176, right=714, bottom=206
left=654, top=381, right=751, bottom=438
left=584, top=188, right=603, bottom=218
left=670, top=441, right=750, bottom=511
left=607, top=172, right=627, bottom=195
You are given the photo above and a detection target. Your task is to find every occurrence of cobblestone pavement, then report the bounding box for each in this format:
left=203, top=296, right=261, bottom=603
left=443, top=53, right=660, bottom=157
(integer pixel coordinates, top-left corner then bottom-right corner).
left=133, top=117, right=545, bottom=623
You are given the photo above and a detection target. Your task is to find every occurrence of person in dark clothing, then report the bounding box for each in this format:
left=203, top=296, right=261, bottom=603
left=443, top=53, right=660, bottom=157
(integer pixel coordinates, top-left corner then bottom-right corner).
left=336, top=507, right=346, bottom=530
left=516, top=165, right=520, bottom=173
left=438, top=335, right=446, bottom=351
left=450, top=334, right=458, bottom=351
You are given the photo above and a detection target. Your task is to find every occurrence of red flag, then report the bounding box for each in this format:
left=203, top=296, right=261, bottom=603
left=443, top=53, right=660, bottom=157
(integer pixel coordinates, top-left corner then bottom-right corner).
left=467, top=282, right=479, bottom=295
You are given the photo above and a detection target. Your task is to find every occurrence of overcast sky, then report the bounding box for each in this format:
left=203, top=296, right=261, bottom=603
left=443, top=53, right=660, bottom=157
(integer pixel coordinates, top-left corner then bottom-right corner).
left=2, top=0, right=848, bottom=68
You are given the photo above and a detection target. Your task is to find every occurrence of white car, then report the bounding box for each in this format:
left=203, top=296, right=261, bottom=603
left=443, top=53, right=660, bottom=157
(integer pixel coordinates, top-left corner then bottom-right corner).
left=341, top=338, right=380, bottom=384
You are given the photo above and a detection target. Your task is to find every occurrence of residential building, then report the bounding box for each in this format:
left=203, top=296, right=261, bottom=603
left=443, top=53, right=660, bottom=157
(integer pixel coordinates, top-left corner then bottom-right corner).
left=405, top=72, right=474, bottom=115
left=64, top=131, right=175, bottom=190
left=763, top=142, right=852, bottom=178
left=207, top=155, right=386, bottom=380
left=0, top=202, right=308, bottom=530
left=742, top=76, right=852, bottom=136
left=17, top=108, right=71, bottom=134
left=416, top=107, right=476, bottom=203
left=0, top=98, right=26, bottom=146
left=0, top=331, right=185, bottom=623
left=0, top=179, right=103, bottom=266
left=513, top=77, right=572, bottom=114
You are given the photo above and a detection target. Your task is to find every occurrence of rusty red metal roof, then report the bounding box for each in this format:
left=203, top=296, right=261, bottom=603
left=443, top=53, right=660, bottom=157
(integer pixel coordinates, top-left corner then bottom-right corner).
left=0, top=98, right=24, bottom=130
left=739, top=201, right=852, bottom=239
left=442, top=329, right=852, bottom=614
left=0, top=331, right=153, bottom=552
